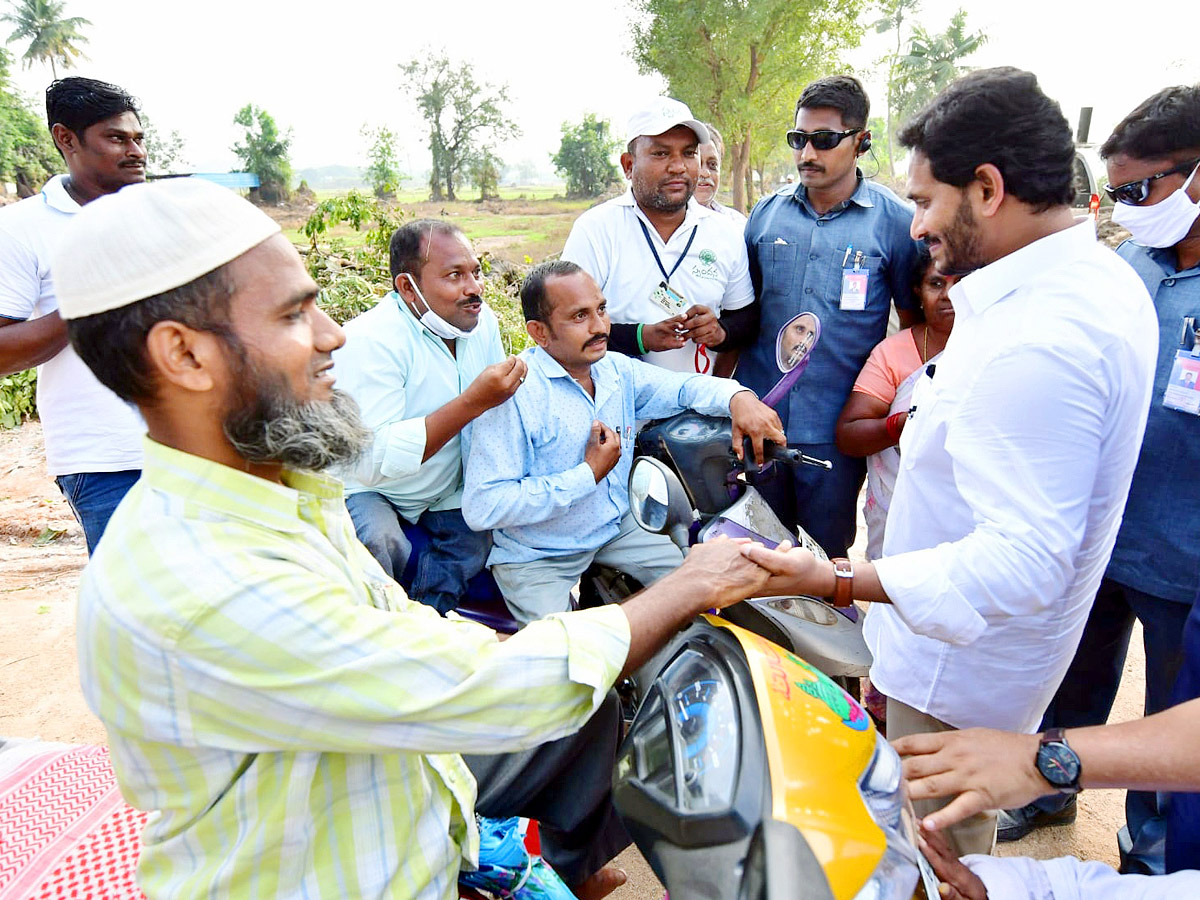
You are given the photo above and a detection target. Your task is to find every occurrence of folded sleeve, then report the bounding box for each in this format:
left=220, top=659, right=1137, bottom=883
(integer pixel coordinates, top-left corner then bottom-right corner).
left=0, top=229, right=41, bottom=320
left=874, top=345, right=1106, bottom=644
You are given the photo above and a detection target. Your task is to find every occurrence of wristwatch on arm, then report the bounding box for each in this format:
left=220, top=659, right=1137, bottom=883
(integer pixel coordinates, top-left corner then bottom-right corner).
left=829, top=558, right=853, bottom=608
left=1036, top=728, right=1082, bottom=794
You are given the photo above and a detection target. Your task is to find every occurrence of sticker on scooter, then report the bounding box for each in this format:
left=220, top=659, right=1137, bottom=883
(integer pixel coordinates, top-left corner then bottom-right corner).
left=786, top=652, right=870, bottom=732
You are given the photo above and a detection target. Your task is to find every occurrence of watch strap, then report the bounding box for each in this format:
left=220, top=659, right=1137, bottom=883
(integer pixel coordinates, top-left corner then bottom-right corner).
left=830, top=558, right=853, bottom=608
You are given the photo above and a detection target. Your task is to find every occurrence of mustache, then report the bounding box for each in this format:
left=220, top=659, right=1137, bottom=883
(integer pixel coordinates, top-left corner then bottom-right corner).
left=585, top=335, right=608, bottom=347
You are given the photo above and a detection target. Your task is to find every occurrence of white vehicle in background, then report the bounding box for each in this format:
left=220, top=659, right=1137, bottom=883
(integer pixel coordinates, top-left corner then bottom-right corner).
left=1072, top=107, right=1106, bottom=207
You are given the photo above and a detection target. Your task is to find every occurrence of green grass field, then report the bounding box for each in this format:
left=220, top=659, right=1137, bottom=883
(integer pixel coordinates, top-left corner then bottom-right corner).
left=285, top=189, right=600, bottom=265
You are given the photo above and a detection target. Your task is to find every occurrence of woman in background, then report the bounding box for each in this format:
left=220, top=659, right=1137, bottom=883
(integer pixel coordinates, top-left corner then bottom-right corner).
left=836, top=246, right=958, bottom=559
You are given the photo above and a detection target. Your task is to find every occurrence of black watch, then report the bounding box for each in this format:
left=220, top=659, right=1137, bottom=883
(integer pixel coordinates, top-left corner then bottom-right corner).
left=1036, top=727, right=1082, bottom=794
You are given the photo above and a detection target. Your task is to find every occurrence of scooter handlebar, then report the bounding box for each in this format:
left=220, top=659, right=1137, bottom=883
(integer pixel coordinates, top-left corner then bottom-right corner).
left=741, top=437, right=832, bottom=472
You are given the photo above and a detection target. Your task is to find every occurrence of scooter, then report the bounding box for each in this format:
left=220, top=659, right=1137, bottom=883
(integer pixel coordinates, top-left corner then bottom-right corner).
left=611, top=603, right=938, bottom=900
left=624, top=312, right=871, bottom=695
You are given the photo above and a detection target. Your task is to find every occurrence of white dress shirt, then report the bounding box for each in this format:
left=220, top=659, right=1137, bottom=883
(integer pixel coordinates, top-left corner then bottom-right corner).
left=965, top=854, right=1200, bottom=899
left=867, top=220, right=1158, bottom=732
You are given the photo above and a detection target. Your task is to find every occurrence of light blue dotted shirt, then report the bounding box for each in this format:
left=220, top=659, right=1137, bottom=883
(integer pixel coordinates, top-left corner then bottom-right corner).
left=463, top=347, right=743, bottom=565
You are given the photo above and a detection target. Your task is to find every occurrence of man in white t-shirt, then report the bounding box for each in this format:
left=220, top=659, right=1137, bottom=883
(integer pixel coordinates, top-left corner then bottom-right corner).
left=0, top=77, right=146, bottom=554
left=561, top=98, right=756, bottom=376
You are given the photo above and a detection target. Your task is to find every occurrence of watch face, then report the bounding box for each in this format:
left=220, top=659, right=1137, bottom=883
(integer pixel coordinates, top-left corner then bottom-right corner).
left=1039, top=742, right=1081, bottom=787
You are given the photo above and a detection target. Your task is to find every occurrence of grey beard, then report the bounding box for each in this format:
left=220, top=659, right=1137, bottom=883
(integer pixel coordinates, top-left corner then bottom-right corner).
left=224, top=388, right=371, bottom=472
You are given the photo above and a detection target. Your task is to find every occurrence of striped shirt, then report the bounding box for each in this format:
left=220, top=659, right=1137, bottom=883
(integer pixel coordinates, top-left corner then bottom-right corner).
left=77, top=437, right=630, bottom=899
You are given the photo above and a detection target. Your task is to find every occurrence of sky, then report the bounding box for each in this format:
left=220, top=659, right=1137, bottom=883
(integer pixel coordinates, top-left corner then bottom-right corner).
left=6, top=0, right=1197, bottom=177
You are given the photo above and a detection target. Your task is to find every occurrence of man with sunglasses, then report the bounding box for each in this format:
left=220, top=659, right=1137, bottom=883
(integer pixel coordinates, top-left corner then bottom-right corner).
left=999, top=84, right=1200, bottom=875
left=736, top=75, right=921, bottom=560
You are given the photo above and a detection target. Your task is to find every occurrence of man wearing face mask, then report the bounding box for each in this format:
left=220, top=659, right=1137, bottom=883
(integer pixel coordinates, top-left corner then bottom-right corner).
left=998, top=84, right=1200, bottom=874
left=334, top=220, right=527, bottom=613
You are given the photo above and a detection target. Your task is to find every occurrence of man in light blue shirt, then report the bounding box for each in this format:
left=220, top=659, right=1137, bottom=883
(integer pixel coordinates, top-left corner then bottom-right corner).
left=336, top=220, right=526, bottom=612
left=463, top=260, right=784, bottom=623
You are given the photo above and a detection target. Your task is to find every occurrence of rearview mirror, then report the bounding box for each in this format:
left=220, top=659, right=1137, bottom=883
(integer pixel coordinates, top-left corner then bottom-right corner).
left=628, top=457, right=693, bottom=550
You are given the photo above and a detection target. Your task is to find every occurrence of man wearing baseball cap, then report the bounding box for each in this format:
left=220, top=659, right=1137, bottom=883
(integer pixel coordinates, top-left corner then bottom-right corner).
left=561, top=96, right=757, bottom=375
left=55, top=177, right=772, bottom=898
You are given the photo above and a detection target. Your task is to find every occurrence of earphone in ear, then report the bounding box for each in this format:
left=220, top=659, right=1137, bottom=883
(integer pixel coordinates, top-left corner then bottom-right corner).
left=858, top=132, right=872, bottom=155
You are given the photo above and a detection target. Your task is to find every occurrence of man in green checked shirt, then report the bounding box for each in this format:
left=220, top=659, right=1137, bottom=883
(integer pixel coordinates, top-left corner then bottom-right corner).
left=52, top=177, right=771, bottom=900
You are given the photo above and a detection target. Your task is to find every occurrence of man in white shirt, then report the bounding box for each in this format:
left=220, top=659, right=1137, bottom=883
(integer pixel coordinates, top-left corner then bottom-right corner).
left=0, top=77, right=147, bottom=554
left=739, top=67, right=1158, bottom=857
left=561, top=98, right=755, bottom=376
left=334, top=220, right=526, bottom=612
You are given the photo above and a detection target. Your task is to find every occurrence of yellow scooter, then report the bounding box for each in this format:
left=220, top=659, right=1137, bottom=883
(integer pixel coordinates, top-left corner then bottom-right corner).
left=615, top=465, right=939, bottom=899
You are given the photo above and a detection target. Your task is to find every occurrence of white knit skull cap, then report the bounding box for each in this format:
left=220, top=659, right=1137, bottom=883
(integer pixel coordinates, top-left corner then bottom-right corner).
left=53, top=177, right=282, bottom=320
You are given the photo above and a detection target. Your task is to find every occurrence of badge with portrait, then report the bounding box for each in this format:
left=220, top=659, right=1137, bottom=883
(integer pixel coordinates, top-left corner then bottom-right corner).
left=1164, top=350, right=1200, bottom=415
left=840, top=266, right=869, bottom=311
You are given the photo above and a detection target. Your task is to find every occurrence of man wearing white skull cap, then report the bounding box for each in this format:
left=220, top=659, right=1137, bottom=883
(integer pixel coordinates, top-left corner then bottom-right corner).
left=58, top=177, right=771, bottom=899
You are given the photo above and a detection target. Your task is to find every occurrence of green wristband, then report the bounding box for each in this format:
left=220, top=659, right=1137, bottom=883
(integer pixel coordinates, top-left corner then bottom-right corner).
left=636, top=323, right=647, bottom=355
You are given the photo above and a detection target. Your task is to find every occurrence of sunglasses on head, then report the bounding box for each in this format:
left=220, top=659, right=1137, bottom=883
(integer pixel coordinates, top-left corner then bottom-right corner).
left=785, top=128, right=860, bottom=151
left=1104, top=156, right=1200, bottom=205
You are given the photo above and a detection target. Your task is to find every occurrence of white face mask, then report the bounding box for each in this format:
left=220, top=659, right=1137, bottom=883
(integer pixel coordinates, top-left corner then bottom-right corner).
left=1111, top=163, right=1200, bottom=249
left=400, top=273, right=474, bottom=341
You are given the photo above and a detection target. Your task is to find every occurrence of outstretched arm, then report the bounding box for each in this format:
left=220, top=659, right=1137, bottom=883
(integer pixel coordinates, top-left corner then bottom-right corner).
left=895, top=696, right=1200, bottom=832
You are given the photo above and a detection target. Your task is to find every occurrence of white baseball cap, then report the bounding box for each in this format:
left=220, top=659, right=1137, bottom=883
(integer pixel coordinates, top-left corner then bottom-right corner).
left=625, top=97, right=709, bottom=148
left=53, top=177, right=281, bottom=320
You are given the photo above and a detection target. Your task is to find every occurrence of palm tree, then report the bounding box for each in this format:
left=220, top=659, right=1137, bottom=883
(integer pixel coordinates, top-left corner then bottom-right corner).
left=2, top=0, right=90, bottom=80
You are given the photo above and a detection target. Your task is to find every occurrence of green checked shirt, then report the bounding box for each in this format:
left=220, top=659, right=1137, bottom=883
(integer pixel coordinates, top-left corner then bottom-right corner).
left=77, top=437, right=631, bottom=900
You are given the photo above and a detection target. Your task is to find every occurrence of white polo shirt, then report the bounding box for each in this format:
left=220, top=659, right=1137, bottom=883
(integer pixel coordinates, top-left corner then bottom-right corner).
left=0, top=176, right=144, bottom=476
left=562, top=190, right=754, bottom=373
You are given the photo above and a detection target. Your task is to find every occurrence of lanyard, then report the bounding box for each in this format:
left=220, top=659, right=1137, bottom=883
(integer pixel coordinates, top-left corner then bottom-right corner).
left=637, top=218, right=698, bottom=286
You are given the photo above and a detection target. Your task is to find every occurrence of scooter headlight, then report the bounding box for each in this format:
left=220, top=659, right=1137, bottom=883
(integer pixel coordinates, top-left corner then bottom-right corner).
left=859, top=732, right=903, bottom=830
left=852, top=734, right=934, bottom=900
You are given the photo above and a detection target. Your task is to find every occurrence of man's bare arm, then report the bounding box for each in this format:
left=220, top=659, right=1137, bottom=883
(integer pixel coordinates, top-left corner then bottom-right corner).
left=0, top=312, right=68, bottom=376
left=895, top=696, right=1200, bottom=831
left=619, top=539, right=770, bottom=676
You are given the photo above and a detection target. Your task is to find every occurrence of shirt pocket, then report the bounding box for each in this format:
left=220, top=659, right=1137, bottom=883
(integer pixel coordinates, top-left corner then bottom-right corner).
left=897, top=373, right=943, bottom=468
left=755, top=239, right=805, bottom=301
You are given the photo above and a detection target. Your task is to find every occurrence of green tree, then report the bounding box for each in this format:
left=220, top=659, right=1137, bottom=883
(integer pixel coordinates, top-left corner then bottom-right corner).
left=871, top=0, right=921, bottom=177
left=142, top=114, right=187, bottom=176
left=399, top=53, right=519, bottom=202
left=630, top=0, right=865, bottom=213
left=1, top=0, right=88, bottom=79
left=468, top=147, right=502, bottom=201
left=0, top=46, right=59, bottom=195
left=552, top=113, right=620, bottom=198
left=231, top=103, right=293, bottom=204
left=892, top=9, right=987, bottom=132
left=361, top=124, right=402, bottom=199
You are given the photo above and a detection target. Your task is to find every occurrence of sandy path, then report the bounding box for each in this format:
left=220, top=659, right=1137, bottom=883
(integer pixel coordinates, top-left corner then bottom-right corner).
left=0, top=421, right=1147, bottom=897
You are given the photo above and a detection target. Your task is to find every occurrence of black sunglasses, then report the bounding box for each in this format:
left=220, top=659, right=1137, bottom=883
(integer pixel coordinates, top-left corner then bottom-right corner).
left=786, top=128, right=860, bottom=151
left=1104, top=156, right=1200, bottom=205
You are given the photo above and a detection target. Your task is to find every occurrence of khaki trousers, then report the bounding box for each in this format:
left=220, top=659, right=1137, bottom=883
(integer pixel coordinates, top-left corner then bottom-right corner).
left=887, top=697, right=998, bottom=858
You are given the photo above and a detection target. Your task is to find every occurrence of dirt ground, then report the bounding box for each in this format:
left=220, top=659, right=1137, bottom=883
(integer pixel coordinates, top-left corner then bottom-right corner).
left=0, top=421, right=1147, bottom=896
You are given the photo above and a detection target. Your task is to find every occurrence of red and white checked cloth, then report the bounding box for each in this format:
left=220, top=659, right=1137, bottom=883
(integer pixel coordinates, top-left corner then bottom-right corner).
left=0, top=741, right=147, bottom=899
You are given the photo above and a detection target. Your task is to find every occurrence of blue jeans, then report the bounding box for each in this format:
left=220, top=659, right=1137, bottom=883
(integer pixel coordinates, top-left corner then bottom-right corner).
left=55, top=470, right=141, bottom=556
left=755, top=442, right=865, bottom=559
left=1034, top=577, right=1191, bottom=873
left=346, top=491, right=490, bottom=615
